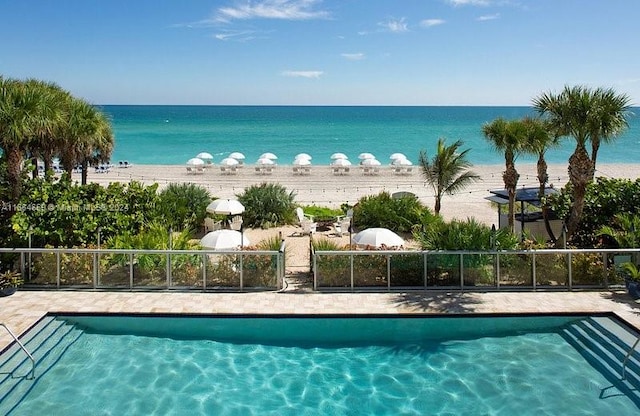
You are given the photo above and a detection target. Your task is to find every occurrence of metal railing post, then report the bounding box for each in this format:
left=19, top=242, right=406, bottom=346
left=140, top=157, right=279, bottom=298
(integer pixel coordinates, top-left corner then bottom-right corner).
left=166, top=252, right=171, bottom=289
left=202, top=253, right=207, bottom=291
left=496, top=252, right=501, bottom=290
left=313, top=253, right=318, bottom=290
left=387, top=254, right=391, bottom=291
left=129, top=253, right=134, bottom=290
left=532, top=252, right=537, bottom=291
left=460, top=253, right=464, bottom=290
left=350, top=253, right=354, bottom=291
left=239, top=253, right=244, bottom=291
left=93, top=252, right=98, bottom=289
left=423, top=252, right=428, bottom=289
left=56, top=251, right=61, bottom=289
left=568, top=252, right=573, bottom=290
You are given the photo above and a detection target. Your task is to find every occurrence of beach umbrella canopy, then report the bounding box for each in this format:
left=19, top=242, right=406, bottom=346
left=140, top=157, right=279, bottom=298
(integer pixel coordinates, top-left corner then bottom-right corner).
left=229, top=152, right=245, bottom=160
left=361, top=158, right=381, bottom=166
left=196, top=152, right=214, bottom=161
left=293, top=157, right=311, bottom=166
left=257, top=157, right=275, bottom=165
left=389, top=153, right=407, bottom=161
left=186, top=157, right=205, bottom=166
left=220, top=157, right=239, bottom=166
left=331, top=152, right=348, bottom=160
left=331, top=158, right=352, bottom=167
left=200, top=230, right=250, bottom=250
left=260, top=152, right=278, bottom=160
left=358, top=152, right=376, bottom=160
left=352, top=228, right=404, bottom=248
left=294, top=153, right=312, bottom=160
left=206, top=199, right=245, bottom=215
left=392, top=158, right=413, bottom=166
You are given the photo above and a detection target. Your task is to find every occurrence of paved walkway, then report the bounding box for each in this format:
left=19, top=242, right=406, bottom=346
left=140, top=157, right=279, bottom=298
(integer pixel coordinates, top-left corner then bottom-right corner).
left=2, top=288, right=640, bottom=349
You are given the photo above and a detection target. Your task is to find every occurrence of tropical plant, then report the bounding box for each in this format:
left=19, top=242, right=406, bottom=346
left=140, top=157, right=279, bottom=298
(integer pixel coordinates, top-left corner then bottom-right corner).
left=300, top=205, right=343, bottom=221
left=598, top=213, right=640, bottom=249
left=418, top=138, right=480, bottom=215
left=237, top=182, right=296, bottom=228
left=0, top=270, right=23, bottom=289
left=621, top=262, right=640, bottom=283
left=533, top=85, right=631, bottom=239
left=482, top=118, right=526, bottom=232
left=155, top=183, right=210, bottom=232
left=414, top=218, right=519, bottom=251
left=352, top=191, right=427, bottom=233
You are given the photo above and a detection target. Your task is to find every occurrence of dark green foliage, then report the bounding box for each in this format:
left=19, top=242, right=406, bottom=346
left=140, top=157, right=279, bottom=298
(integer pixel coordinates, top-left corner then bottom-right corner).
left=301, top=205, right=343, bottom=221
left=353, top=192, right=427, bottom=233
left=155, top=183, right=210, bottom=232
left=11, top=176, right=159, bottom=247
left=237, top=182, right=296, bottom=228
left=414, top=218, right=518, bottom=251
left=547, top=177, right=640, bottom=247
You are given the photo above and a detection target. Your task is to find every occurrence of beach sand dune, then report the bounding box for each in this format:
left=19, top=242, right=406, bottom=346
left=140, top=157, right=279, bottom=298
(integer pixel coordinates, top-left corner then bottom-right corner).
left=83, top=162, right=640, bottom=226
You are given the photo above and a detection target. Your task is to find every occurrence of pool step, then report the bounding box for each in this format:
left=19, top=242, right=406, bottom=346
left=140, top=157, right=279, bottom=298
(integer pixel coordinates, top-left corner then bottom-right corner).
left=0, top=316, right=85, bottom=412
left=562, top=317, right=640, bottom=404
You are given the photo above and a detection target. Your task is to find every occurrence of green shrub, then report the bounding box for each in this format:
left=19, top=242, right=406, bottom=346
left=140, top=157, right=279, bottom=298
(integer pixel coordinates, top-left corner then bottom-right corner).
left=353, top=191, right=427, bottom=233
left=414, top=217, right=518, bottom=251
left=302, top=205, right=343, bottom=222
left=312, top=238, right=344, bottom=251
left=237, top=183, right=297, bottom=228
left=155, top=183, right=210, bottom=232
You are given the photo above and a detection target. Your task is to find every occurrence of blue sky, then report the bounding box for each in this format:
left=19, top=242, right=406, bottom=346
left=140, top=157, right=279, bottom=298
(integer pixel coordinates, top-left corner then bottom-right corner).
left=1, top=0, right=639, bottom=105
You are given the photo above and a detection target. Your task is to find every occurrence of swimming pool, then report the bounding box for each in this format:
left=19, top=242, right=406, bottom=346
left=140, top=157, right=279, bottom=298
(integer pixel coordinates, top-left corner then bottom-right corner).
left=1, top=314, right=639, bottom=415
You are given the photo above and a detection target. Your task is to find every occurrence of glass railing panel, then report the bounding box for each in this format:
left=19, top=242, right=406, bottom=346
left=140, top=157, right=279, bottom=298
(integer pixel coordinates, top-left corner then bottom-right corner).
left=205, top=253, right=241, bottom=289
left=498, top=253, right=533, bottom=287
left=97, top=252, right=131, bottom=288
left=170, top=252, right=205, bottom=288
left=534, top=253, right=568, bottom=287
left=353, top=253, right=388, bottom=288
left=570, top=252, right=607, bottom=287
left=315, top=254, right=351, bottom=288
left=426, top=253, right=460, bottom=287
left=242, top=253, right=279, bottom=289
left=131, top=253, right=168, bottom=288
left=463, top=254, right=495, bottom=288
left=390, top=253, right=424, bottom=287
left=32, top=251, right=94, bottom=287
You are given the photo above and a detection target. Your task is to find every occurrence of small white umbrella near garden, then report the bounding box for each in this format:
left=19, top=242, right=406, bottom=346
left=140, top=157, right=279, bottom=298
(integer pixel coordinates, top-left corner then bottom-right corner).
left=196, top=152, right=214, bottom=161
left=260, top=152, right=278, bottom=160
left=331, top=157, right=352, bottom=167
left=186, top=157, right=205, bottom=166
left=331, top=152, right=348, bottom=160
left=206, top=199, right=245, bottom=216
left=220, top=157, right=240, bottom=166
left=200, top=230, right=250, bottom=250
left=352, top=228, right=405, bottom=249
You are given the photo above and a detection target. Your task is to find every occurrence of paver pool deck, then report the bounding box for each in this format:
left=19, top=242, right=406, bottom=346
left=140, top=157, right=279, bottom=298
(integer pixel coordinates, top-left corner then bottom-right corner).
left=2, top=288, right=640, bottom=349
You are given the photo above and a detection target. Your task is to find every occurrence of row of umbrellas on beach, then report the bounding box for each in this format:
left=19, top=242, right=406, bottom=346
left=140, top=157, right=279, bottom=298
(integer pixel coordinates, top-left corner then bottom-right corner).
left=187, top=152, right=412, bottom=167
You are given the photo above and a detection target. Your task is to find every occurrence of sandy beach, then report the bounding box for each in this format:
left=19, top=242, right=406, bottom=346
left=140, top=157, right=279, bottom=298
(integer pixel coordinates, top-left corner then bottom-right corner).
left=80, top=162, right=640, bottom=226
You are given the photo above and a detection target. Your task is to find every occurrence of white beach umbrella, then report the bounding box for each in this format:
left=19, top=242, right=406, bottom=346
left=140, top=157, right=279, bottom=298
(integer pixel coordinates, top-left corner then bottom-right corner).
left=389, top=153, right=407, bottom=161
left=358, top=152, right=376, bottom=160
left=392, top=158, right=413, bottom=166
left=206, top=199, right=245, bottom=215
left=200, top=230, right=250, bottom=250
left=361, top=158, right=381, bottom=166
left=196, top=152, right=214, bottom=161
left=257, top=157, right=275, bottom=165
left=293, top=157, right=312, bottom=166
left=186, top=157, right=205, bottom=166
left=294, top=153, right=312, bottom=160
left=220, top=157, right=239, bottom=166
left=352, top=228, right=405, bottom=249
left=229, top=152, right=245, bottom=160
left=260, top=152, right=278, bottom=160
left=331, top=158, right=352, bottom=167
left=331, top=152, right=348, bottom=160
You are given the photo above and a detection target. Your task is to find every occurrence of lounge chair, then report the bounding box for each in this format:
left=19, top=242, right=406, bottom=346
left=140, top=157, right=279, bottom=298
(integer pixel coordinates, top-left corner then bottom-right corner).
left=295, top=207, right=317, bottom=235
left=292, top=167, right=300, bottom=175
left=303, top=166, right=311, bottom=175
left=229, top=216, right=243, bottom=231
left=186, top=166, right=194, bottom=174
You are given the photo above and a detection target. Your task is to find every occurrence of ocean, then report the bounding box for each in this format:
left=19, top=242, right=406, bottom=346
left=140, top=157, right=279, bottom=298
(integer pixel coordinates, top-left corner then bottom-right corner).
left=100, top=106, right=640, bottom=166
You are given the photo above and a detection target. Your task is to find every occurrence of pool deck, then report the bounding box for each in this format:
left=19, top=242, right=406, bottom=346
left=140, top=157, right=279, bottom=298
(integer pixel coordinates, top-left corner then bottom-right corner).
left=2, top=289, right=640, bottom=349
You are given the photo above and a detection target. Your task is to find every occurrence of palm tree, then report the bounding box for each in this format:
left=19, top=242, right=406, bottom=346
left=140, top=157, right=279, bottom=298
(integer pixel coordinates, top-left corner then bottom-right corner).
left=520, top=116, right=560, bottom=241
left=418, top=138, right=480, bottom=215
left=533, top=85, right=631, bottom=238
left=482, top=118, right=525, bottom=232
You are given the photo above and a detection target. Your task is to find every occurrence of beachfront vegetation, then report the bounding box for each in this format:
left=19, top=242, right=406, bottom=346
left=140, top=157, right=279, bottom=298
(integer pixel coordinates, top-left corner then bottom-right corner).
left=237, top=182, right=296, bottom=228
left=414, top=218, right=518, bottom=251
left=418, top=138, right=480, bottom=215
left=533, top=85, right=632, bottom=240
left=352, top=191, right=429, bottom=233
left=0, top=77, right=114, bottom=201
left=155, top=183, right=210, bottom=232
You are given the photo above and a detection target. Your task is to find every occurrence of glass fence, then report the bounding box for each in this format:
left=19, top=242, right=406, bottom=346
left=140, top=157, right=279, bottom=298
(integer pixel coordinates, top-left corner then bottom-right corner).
left=313, top=249, right=640, bottom=291
left=0, top=247, right=285, bottom=291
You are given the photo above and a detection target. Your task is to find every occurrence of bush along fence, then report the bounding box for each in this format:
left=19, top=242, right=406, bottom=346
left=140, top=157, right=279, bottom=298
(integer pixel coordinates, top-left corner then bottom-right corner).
left=0, top=246, right=286, bottom=291
left=313, top=248, right=640, bottom=291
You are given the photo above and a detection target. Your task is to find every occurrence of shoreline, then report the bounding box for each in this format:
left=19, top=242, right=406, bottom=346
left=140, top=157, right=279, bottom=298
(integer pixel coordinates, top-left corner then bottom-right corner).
left=77, top=162, right=640, bottom=227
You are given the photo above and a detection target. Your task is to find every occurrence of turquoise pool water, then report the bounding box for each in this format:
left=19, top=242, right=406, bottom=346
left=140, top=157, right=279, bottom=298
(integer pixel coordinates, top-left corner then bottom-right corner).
left=1, top=315, right=639, bottom=415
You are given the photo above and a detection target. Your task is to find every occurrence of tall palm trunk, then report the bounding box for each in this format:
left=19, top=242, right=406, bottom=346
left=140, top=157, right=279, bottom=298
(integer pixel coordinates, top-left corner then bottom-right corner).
left=81, top=160, right=89, bottom=185
left=6, top=144, right=24, bottom=202
left=503, top=161, right=519, bottom=232
left=566, top=143, right=594, bottom=238
left=590, top=140, right=600, bottom=180
left=537, top=153, right=556, bottom=242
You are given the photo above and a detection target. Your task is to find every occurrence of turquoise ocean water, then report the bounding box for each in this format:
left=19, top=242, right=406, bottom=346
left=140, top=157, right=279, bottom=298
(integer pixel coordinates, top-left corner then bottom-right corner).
left=101, top=106, right=640, bottom=166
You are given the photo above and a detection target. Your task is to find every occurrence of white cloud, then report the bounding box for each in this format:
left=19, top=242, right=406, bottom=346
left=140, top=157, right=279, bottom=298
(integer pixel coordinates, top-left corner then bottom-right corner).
left=378, top=17, right=409, bottom=33
left=281, top=70, right=324, bottom=78
left=420, top=19, right=445, bottom=27
left=447, top=0, right=492, bottom=6
left=341, top=53, right=365, bottom=61
left=217, top=0, right=330, bottom=22
left=213, top=30, right=260, bottom=41
left=477, top=13, right=500, bottom=21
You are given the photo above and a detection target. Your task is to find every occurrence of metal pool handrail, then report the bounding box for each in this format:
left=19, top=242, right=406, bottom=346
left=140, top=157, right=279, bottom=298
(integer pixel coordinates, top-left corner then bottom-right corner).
left=0, top=323, right=35, bottom=380
left=622, top=336, right=640, bottom=380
